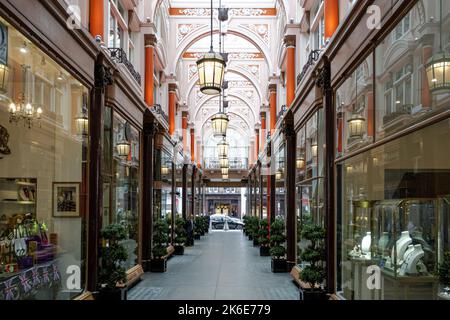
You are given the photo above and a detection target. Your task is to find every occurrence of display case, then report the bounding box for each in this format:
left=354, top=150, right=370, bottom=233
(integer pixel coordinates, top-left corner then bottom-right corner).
left=371, top=199, right=439, bottom=299
left=372, top=199, right=437, bottom=276
left=347, top=200, right=374, bottom=261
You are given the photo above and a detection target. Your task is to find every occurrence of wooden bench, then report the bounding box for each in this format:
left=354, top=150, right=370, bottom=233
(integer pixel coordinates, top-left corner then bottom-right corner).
left=73, top=292, right=95, bottom=300
left=126, top=264, right=144, bottom=288
left=164, top=245, right=175, bottom=259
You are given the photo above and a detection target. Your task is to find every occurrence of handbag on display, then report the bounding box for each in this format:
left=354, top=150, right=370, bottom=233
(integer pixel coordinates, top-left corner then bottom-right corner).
left=13, top=227, right=27, bottom=258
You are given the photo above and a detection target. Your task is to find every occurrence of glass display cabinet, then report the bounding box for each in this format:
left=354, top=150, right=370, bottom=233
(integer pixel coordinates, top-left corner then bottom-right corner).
left=371, top=199, right=439, bottom=300
left=347, top=200, right=374, bottom=261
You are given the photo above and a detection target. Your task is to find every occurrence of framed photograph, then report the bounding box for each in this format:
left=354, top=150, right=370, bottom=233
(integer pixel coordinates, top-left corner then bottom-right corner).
left=53, top=182, right=80, bottom=217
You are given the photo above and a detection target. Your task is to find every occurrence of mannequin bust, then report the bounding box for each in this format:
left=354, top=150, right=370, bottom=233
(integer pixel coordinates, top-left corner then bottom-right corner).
left=378, top=232, right=390, bottom=253
left=391, top=231, right=412, bottom=265
left=361, top=231, right=371, bottom=255
left=403, top=244, right=415, bottom=261
left=404, top=244, right=425, bottom=275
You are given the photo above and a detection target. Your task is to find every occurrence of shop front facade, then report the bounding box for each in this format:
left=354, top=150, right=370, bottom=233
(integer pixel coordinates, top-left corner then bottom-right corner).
left=0, top=0, right=178, bottom=300
left=0, top=0, right=98, bottom=300
left=281, top=0, right=450, bottom=300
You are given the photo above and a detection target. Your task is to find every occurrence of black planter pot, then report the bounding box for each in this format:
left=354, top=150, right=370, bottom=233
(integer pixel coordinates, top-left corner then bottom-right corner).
left=271, top=258, right=287, bottom=273
left=97, top=287, right=127, bottom=300
left=150, top=258, right=167, bottom=272
left=299, top=288, right=328, bottom=301
left=248, top=234, right=253, bottom=240
left=200, top=231, right=205, bottom=236
left=260, top=246, right=270, bottom=256
left=174, top=245, right=185, bottom=255
left=194, top=234, right=201, bottom=240
left=253, top=238, right=259, bottom=246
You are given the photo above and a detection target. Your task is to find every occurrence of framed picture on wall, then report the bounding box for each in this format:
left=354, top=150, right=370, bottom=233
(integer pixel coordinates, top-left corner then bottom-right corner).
left=53, top=182, right=80, bottom=217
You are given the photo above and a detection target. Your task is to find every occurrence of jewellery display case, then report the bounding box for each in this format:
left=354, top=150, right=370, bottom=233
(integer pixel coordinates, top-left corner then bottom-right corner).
left=371, top=199, right=439, bottom=300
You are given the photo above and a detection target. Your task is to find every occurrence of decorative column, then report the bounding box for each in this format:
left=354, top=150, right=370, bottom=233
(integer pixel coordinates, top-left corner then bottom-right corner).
left=142, top=110, right=158, bottom=271
left=190, top=128, right=195, bottom=163
left=182, top=164, right=187, bottom=220
left=282, top=110, right=296, bottom=271
left=324, top=0, right=339, bottom=40
left=248, top=174, right=252, bottom=217
left=255, top=128, right=260, bottom=160
left=89, top=0, right=104, bottom=39
left=259, top=165, right=263, bottom=220
left=284, top=35, right=296, bottom=108
left=269, top=84, right=277, bottom=135
left=168, top=84, right=177, bottom=136
left=182, top=112, right=188, bottom=153
left=250, top=141, right=255, bottom=166
left=253, top=170, right=258, bottom=217
left=171, top=160, right=176, bottom=245
left=144, top=34, right=157, bottom=106
left=317, top=56, right=335, bottom=294
left=87, top=54, right=112, bottom=291
left=260, top=112, right=267, bottom=152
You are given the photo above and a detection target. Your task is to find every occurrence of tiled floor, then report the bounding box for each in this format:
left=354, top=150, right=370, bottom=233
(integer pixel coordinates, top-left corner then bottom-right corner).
left=128, top=230, right=299, bottom=300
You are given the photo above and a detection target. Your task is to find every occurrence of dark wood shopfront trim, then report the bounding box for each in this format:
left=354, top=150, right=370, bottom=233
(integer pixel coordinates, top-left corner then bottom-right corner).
left=182, top=164, right=188, bottom=220
left=87, top=54, right=113, bottom=292
left=288, top=0, right=421, bottom=296
left=142, top=110, right=159, bottom=271
left=281, top=110, right=297, bottom=271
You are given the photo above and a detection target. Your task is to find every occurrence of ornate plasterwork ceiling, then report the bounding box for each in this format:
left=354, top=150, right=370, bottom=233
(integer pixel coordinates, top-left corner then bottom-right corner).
left=169, top=0, right=277, bottom=10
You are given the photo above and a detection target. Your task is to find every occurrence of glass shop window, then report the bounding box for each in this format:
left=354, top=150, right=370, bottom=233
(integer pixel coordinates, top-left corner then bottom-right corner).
left=337, top=117, right=450, bottom=300
left=375, top=0, right=450, bottom=140
left=110, top=113, right=140, bottom=271
left=336, top=54, right=374, bottom=157
left=0, top=17, right=89, bottom=300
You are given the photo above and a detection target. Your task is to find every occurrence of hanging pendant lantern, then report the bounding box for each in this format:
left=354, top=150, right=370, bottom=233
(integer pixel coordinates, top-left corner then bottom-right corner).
left=425, top=0, right=450, bottom=94
left=76, top=113, right=89, bottom=136
left=161, top=165, right=169, bottom=175
left=211, top=112, right=229, bottom=138
left=196, top=0, right=226, bottom=95
left=347, top=114, right=366, bottom=138
left=217, top=138, right=229, bottom=158
left=276, top=168, right=284, bottom=181
left=117, top=139, right=131, bottom=157
left=222, top=174, right=229, bottom=180
left=117, top=122, right=131, bottom=157
left=426, top=51, right=450, bottom=93
left=219, top=156, right=229, bottom=168
left=221, top=167, right=229, bottom=175
left=296, top=155, right=305, bottom=169
left=197, top=52, right=226, bottom=95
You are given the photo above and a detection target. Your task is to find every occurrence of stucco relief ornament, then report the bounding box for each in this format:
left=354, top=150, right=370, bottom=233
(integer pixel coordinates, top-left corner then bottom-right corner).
left=188, top=64, right=198, bottom=81
left=177, top=24, right=204, bottom=45
left=0, top=125, right=11, bottom=159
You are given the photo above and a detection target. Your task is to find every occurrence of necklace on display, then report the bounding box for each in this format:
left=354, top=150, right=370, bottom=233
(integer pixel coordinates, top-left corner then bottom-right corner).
left=392, top=231, right=412, bottom=265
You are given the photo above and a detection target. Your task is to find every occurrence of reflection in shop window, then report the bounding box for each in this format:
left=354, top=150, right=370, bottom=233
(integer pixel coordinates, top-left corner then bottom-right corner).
left=0, top=17, right=89, bottom=300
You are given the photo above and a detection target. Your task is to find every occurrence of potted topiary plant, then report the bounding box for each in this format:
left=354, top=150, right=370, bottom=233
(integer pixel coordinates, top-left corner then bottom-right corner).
left=258, top=218, right=270, bottom=256
left=151, top=219, right=169, bottom=272
left=299, top=222, right=328, bottom=300
left=252, top=217, right=260, bottom=246
left=242, top=215, right=249, bottom=236
left=270, top=218, right=287, bottom=272
left=202, top=216, right=209, bottom=235
left=174, top=216, right=187, bottom=255
left=98, top=223, right=128, bottom=300
left=438, top=252, right=450, bottom=298
left=194, top=216, right=202, bottom=240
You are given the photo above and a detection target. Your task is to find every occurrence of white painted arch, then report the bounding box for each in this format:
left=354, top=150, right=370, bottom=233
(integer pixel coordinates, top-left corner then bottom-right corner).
left=185, top=66, right=263, bottom=106
left=173, top=28, right=273, bottom=75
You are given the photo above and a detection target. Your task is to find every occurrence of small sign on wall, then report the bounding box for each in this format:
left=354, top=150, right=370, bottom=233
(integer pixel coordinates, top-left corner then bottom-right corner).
left=0, top=21, right=8, bottom=65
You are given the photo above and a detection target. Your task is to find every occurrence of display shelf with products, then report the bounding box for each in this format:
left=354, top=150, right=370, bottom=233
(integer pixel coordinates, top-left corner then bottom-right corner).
left=371, top=199, right=438, bottom=279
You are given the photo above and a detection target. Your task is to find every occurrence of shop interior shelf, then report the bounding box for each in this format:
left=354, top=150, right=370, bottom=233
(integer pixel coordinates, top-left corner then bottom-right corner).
left=0, top=200, right=36, bottom=205
left=15, top=181, right=37, bottom=186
